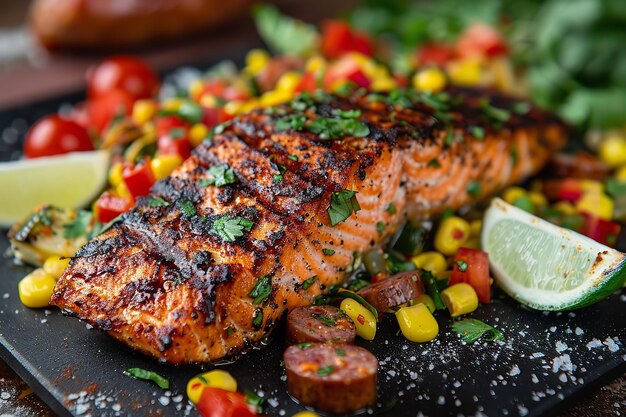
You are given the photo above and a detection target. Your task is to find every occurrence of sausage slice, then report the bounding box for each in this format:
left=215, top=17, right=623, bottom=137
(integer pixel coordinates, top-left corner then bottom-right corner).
left=358, top=270, right=425, bottom=314
left=287, top=305, right=356, bottom=345
left=284, top=343, right=378, bottom=413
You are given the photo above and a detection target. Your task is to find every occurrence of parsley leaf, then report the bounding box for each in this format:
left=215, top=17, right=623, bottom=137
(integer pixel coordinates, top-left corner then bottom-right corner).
left=252, top=308, right=263, bottom=330
left=312, top=313, right=338, bottom=327
left=178, top=200, right=196, bottom=217
left=148, top=197, right=170, bottom=208
left=301, top=276, right=317, bottom=290
left=450, top=319, right=504, bottom=344
left=466, top=181, right=481, bottom=197
left=200, top=165, right=237, bottom=187
left=376, top=221, right=385, bottom=234
left=317, top=365, right=335, bottom=376
left=287, top=154, right=298, bottom=161
left=211, top=216, right=254, bottom=242
left=298, top=342, right=313, bottom=349
left=307, top=116, right=369, bottom=140
left=512, top=101, right=532, bottom=115
left=63, top=211, right=92, bottom=239
left=335, top=348, right=346, bottom=357
left=248, top=275, right=272, bottom=305
left=328, top=189, right=361, bottom=226
left=427, top=158, right=441, bottom=168
left=275, top=114, right=307, bottom=131
left=469, top=126, right=485, bottom=140
left=123, top=368, right=169, bottom=389
left=244, top=388, right=265, bottom=414
left=455, top=260, right=468, bottom=272
left=385, top=203, right=397, bottom=214
left=322, top=248, right=335, bottom=256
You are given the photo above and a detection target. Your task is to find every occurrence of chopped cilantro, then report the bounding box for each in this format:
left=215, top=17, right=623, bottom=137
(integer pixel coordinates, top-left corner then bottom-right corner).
left=427, top=158, right=441, bottom=168
left=301, top=276, right=317, bottom=290
left=317, top=365, right=335, bottom=376
left=123, top=368, right=169, bottom=389
left=273, top=174, right=284, bottom=183
left=211, top=216, right=254, bottom=242
left=512, top=101, right=532, bottom=115
left=298, top=342, right=313, bottom=349
left=455, top=260, right=468, bottom=272
left=244, top=388, right=265, bottom=413
left=451, top=319, right=504, bottom=344
left=63, top=211, right=92, bottom=239
left=347, top=278, right=370, bottom=291
left=252, top=308, right=263, bottom=330
left=385, top=203, right=397, bottom=214
left=322, top=248, right=336, bottom=256
left=510, top=145, right=518, bottom=166
left=466, top=181, right=481, bottom=197
left=287, top=154, right=298, bottom=161
left=479, top=98, right=511, bottom=123
left=275, top=114, right=307, bottom=131
left=200, top=165, right=237, bottom=187
left=312, top=313, right=338, bottom=327
left=307, top=116, right=369, bottom=139
left=376, top=221, right=385, bottom=234
left=332, top=108, right=361, bottom=119
left=178, top=200, right=196, bottom=217
left=328, top=189, right=361, bottom=226
left=226, top=327, right=235, bottom=337
left=469, top=126, right=485, bottom=140
left=248, top=275, right=272, bottom=305
left=335, top=348, right=346, bottom=357
left=148, top=197, right=170, bottom=208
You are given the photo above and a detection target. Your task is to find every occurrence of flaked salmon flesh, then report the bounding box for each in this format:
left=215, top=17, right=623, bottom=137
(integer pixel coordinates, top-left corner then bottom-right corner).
left=51, top=87, right=566, bottom=363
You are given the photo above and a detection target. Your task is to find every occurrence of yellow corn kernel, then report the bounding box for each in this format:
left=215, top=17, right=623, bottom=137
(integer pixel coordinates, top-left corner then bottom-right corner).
left=615, top=165, right=626, bottom=181
left=108, top=163, right=124, bottom=187
left=462, top=238, right=481, bottom=249
left=245, top=49, right=270, bottom=75
left=527, top=191, right=548, bottom=208
left=161, top=97, right=184, bottom=111
left=239, top=99, right=260, bottom=114
left=469, top=220, right=482, bottom=237
left=395, top=303, right=439, bottom=343
left=553, top=201, right=577, bottom=216
left=580, top=180, right=604, bottom=194
left=276, top=71, right=302, bottom=93
left=200, top=93, right=219, bottom=108
left=293, top=412, right=320, bottom=417
left=409, top=294, right=436, bottom=313
left=114, top=182, right=131, bottom=198
left=340, top=298, right=376, bottom=341
left=305, top=55, right=327, bottom=74
left=131, top=99, right=157, bottom=125
left=412, top=68, right=447, bottom=93
left=151, top=155, right=183, bottom=180
left=189, top=123, right=209, bottom=147
left=434, top=216, right=471, bottom=256
left=576, top=192, right=614, bottom=220
left=18, top=269, right=56, bottom=308
left=502, top=186, right=527, bottom=205
left=599, top=134, right=626, bottom=167
left=370, top=76, right=397, bottom=92
left=42, top=256, right=70, bottom=280
left=186, top=370, right=237, bottom=404
left=188, top=79, right=205, bottom=100
left=441, top=283, right=478, bottom=317
left=490, top=57, right=515, bottom=92
left=447, top=59, right=482, bottom=86
left=259, top=90, right=292, bottom=107
left=223, top=100, right=245, bottom=116
left=412, top=252, right=447, bottom=275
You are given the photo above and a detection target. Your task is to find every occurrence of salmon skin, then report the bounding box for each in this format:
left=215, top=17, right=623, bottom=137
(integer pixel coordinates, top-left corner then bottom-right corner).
left=51, top=87, right=566, bottom=364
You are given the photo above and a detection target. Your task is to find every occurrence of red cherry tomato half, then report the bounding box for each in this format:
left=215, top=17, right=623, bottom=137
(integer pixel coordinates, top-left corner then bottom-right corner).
left=450, top=247, right=491, bottom=304
left=87, top=55, right=160, bottom=100
left=23, top=115, right=94, bottom=158
left=197, top=388, right=257, bottom=417
left=95, top=192, right=134, bottom=223
left=158, top=130, right=191, bottom=160
left=456, top=23, right=508, bottom=59
left=321, top=20, right=373, bottom=59
left=87, top=89, right=134, bottom=133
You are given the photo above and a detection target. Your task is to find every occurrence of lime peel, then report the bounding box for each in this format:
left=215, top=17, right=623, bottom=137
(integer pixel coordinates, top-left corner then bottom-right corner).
left=482, top=198, right=626, bottom=311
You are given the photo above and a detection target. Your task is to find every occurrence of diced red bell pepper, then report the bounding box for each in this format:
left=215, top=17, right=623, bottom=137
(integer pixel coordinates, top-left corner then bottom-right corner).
left=294, top=72, right=318, bottom=93
left=155, top=115, right=188, bottom=137
left=580, top=213, right=621, bottom=247
left=416, top=43, right=456, bottom=66
left=346, top=69, right=371, bottom=89
left=95, top=192, right=134, bottom=223
left=194, top=80, right=249, bottom=102
left=450, top=247, right=491, bottom=304
left=202, top=107, right=232, bottom=128
left=542, top=178, right=583, bottom=203
left=455, top=23, right=508, bottom=59
left=87, top=89, right=134, bottom=133
left=122, top=159, right=156, bottom=198
left=196, top=387, right=257, bottom=417
left=158, top=130, right=191, bottom=159
left=321, top=20, right=373, bottom=59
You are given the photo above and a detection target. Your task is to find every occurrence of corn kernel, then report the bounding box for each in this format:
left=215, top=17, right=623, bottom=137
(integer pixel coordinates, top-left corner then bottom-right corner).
left=412, top=252, right=447, bottom=275
left=18, top=269, right=56, bottom=308
left=239, top=99, right=260, bottom=114
left=305, top=55, right=327, bottom=74
left=502, top=186, right=527, bottom=205
left=469, top=220, right=482, bottom=237
left=528, top=191, right=548, bottom=208
left=615, top=165, right=626, bottom=181
left=370, top=77, right=397, bottom=92
left=186, top=370, right=237, bottom=404
left=434, top=216, right=471, bottom=256
left=599, top=134, right=626, bottom=167
left=131, top=99, right=157, bottom=125
left=151, top=155, right=183, bottom=180
left=275, top=71, right=302, bottom=93
left=43, top=256, right=70, bottom=280
left=293, top=412, right=320, bottom=417
left=200, top=94, right=219, bottom=108
left=245, top=49, right=270, bottom=75
left=576, top=192, right=614, bottom=220
left=409, top=294, right=436, bottom=313
left=222, top=100, right=243, bottom=116
left=259, top=90, right=292, bottom=107
left=448, top=59, right=482, bottom=86
left=580, top=180, right=604, bottom=194
left=441, top=283, right=479, bottom=317
left=490, top=57, right=515, bottom=92
left=108, top=163, right=124, bottom=187
left=553, top=201, right=577, bottom=216
left=395, top=303, right=439, bottom=343
left=189, top=124, right=209, bottom=147
left=161, top=98, right=184, bottom=111
left=188, top=79, right=205, bottom=101
left=115, top=182, right=131, bottom=198
left=412, top=68, right=447, bottom=93
left=340, top=298, right=376, bottom=341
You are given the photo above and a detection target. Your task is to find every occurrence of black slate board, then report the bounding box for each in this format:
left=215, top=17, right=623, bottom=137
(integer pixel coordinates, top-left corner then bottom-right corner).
left=0, top=66, right=625, bottom=417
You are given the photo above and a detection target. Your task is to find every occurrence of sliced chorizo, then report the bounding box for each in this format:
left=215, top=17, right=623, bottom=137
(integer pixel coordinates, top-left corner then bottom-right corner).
left=286, top=305, right=356, bottom=345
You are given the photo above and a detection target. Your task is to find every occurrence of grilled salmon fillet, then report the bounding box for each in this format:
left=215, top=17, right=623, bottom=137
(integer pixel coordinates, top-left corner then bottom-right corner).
left=51, top=87, right=566, bottom=363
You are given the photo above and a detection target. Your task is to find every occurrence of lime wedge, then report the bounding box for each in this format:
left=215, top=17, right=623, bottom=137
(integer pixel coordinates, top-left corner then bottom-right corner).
left=0, top=150, right=110, bottom=227
left=482, top=198, right=626, bottom=310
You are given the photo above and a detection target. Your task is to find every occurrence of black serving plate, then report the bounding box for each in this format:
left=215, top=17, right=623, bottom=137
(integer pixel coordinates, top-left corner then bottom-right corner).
left=0, top=60, right=625, bottom=417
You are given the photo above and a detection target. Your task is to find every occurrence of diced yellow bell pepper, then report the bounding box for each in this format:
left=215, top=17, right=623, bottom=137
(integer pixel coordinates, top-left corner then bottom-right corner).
left=108, top=162, right=124, bottom=187
left=245, top=49, right=270, bottom=75
left=305, top=55, right=327, bottom=74
left=151, top=155, right=183, bottom=180
left=340, top=298, right=376, bottom=341
left=186, top=369, right=237, bottom=404
left=441, top=283, right=478, bottom=317
left=161, top=97, right=184, bottom=111
left=43, top=256, right=70, bottom=280
left=259, top=90, right=292, bottom=107
left=189, top=124, right=209, bottom=147
left=276, top=71, right=302, bottom=93
left=395, top=303, right=439, bottom=343
left=553, top=201, right=577, bottom=216
left=412, top=68, right=447, bottom=93
left=132, top=99, right=157, bottom=125
left=580, top=180, right=604, bottom=194
left=412, top=252, right=447, bottom=275
left=527, top=191, right=548, bottom=208
left=188, top=79, right=205, bottom=101
left=115, top=182, right=132, bottom=198
left=447, top=59, right=482, bottom=86
left=576, top=192, right=614, bottom=220
left=615, top=165, right=626, bottom=181
left=599, top=134, right=626, bottom=167
left=239, top=99, right=260, bottom=114
left=502, top=186, right=527, bottom=205
left=409, top=294, right=436, bottom=313
left=469, top=220, right=482, bottom=237
left=434, top=216, right=470, bottom=255
left=370, top=77, right=397, bottom=92
left=18, top=269, right=56, bottom=308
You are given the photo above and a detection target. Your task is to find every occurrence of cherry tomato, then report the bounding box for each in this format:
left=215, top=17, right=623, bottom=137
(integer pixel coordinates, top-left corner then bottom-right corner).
left=321, top=20, right=373, bottom=59
left=23, top=115, right=94, bottom=158
left=416, top=43, right=455, bottom=66
left=196, top=388, right=257, bottom=417
left=95, top=192, right=134, bottom=223
left=158, top=130, right=192, bottom=160
left=87, top=89, right=134, bottom=133
left=456, top=23, right=508, bottom=59
left=87, top=55, right=160, bottom=100
left=449, top=247, right=491, bottom=304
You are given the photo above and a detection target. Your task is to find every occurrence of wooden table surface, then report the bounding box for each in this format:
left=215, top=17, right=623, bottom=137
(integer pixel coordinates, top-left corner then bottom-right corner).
left=0, top=1, right=624, bottom=416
